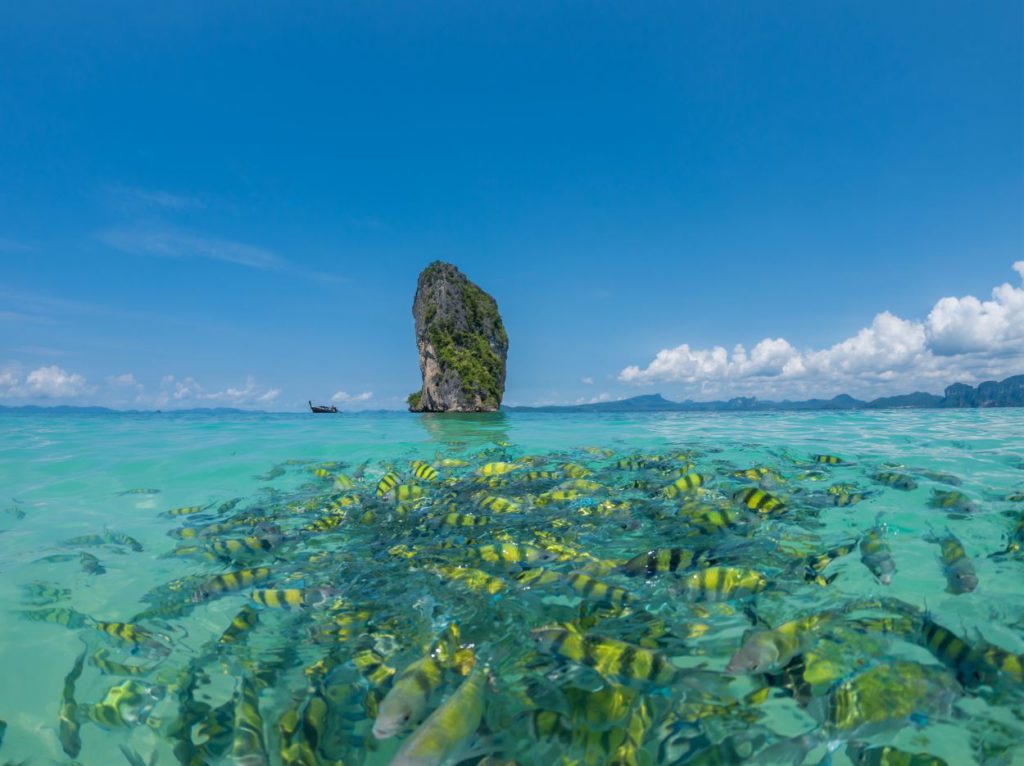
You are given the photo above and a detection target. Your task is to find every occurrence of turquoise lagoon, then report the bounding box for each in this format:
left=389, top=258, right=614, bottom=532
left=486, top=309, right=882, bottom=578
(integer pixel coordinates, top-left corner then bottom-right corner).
left=1, top=410, right=1023, bottom=765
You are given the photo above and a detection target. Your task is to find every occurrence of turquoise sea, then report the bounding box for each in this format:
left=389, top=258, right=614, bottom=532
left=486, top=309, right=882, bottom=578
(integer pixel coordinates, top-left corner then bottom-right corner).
left=1, top=410, right=1023, bottom=765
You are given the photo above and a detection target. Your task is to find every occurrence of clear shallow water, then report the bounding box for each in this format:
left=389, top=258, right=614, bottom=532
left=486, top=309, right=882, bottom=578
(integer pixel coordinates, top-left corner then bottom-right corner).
left=1, top=410, right=1023, bottom=765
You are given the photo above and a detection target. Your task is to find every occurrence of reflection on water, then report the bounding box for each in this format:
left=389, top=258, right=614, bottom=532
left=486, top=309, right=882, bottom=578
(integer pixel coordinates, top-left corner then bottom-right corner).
left=415, top=411, right=511, bottom=447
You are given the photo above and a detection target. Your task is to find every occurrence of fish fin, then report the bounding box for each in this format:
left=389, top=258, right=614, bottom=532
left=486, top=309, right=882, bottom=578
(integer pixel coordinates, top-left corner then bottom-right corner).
left=119, top=744, right=156, bottom=766
left=756, top=731, right=826, bottom=765
left=742, top=603, right=771, bottom=629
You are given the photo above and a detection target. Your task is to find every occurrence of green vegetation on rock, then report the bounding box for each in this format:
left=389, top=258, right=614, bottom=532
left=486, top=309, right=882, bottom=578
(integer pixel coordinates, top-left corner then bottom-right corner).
left=426, top=281, right=507, bottom=408
left=410, top=261, right=508, bottom=412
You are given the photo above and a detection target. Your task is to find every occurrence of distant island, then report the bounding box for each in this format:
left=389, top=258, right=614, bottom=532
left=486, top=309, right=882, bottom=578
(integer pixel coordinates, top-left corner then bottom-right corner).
left=506, top=374, right=1024, bottom=413
left=3, top=375, right=1020, bottom=415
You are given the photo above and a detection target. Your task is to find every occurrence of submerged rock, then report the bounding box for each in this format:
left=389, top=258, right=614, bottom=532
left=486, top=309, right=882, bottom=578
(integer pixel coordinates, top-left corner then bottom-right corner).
left=408, top=262, right=508, bottom=413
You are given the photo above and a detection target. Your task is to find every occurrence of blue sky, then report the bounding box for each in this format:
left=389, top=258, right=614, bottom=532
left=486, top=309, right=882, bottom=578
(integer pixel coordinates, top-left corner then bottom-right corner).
left=1, top=2, right=1022, bottom=410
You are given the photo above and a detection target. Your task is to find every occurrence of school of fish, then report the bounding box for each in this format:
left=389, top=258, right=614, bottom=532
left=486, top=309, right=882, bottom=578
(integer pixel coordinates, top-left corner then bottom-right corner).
left=10, top=443, right=1024, bottom=765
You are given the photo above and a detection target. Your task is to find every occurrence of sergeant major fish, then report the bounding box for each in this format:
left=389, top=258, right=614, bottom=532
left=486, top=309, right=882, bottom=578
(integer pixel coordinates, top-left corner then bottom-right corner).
left=860, top=519, right=896, bottom=585
left=924, top=530, right=978, bottom=594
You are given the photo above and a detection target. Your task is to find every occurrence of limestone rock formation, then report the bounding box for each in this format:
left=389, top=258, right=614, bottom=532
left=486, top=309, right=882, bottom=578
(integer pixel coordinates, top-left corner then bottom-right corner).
left=408, top=262, right=508, bottom=412
left=940, top=375, right=1024, bottom=407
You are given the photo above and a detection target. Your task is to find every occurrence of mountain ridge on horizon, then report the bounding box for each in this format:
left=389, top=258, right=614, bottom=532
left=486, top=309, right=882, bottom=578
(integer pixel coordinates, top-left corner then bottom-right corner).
left=505, top=374, right=1024, bottom=413
left=1, top=375, right=1021, bottom=414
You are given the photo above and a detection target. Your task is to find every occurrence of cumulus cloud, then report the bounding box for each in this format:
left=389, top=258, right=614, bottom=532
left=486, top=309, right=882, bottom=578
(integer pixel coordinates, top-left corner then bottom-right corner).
left=0, top=363, right=284, bottom=409
left=620, top=263, right=1024, bottom=398
left=581, top=377, right=595, bottom=385
left=331, top=390, right=373, bottom=405
left=0, top=365, right=91, bottom=398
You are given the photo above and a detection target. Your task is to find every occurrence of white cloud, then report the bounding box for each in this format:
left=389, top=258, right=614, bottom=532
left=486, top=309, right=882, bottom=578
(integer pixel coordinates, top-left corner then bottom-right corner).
left=620, top=262, right=1024, bottom=398
left=0, top=368, right=20, bottom=391
left=26, top=365, right=89, bottom=397
left=581, top=377, right=594, bottom=385
left=99, top=227, right=283, bottom=270
left=331, top=390, right=373, bottom=405
left=924, top=264, right=1024, bottom=356
left=0, top=365, right=91, bottom=398
left=257, top=389, right=281, bottom=403
left=155, top=375, right=280, bottom=408
left=0, top=364, right=281, bottom=409
left=575, top=392, right=613, bottom=405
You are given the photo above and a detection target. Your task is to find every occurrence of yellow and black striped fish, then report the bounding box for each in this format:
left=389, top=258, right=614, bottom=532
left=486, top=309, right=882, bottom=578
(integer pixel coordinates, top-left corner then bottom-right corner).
left=80, top=679, right=164, bottom=729
left=803, top=538, right=859, bottom=585
left=473, top=543, right=555, bottom=566
left=662, top=473, right=707, bottom=498
left=474, top=495, right=520, bottom=513
left=93, top=621, right=162, bottom=648
left=376, top=472, right=400, bottom=497
left=59, top=651, right=86, bottom=757
left=859, top=522, right=895, bottom=585
left=194, top=566, right=273, bottom=602
left=733, top=488, right=786, bottom=515
left=873, top=472, right=918, bottom=491
left=232, top=675, right=269, bottom=765
left=514, top=567, right=563, bottom=589
left=928, top=489, right=979, bottom=514
left=561, top=463, right=592, bottom=479
left=104, top=530, right=144, bottom=551
left=478, top=461, right=518, bottom=476
left=621, top=548, right=709, bottom=577
left=679, top=567, right=767, bottom=602
left=411, top=460, right=439, bottom=482
left=209, top=535, right=276, bottom=560
left=812, top=454, right=846, bottom=465
left=924, top=530, right=977, bottom=594
left=536, top=489, right=581, bottom=505
left=219, top=604, right=260, bottom=644
left=523, top=470, right=562, bottom=481
left=251, top=588, right=311, bottom=610
left=566, top=572, right=632, bottom=608
left=352, top=646, right=397, bottom=688
left=532, top=627, right=678, bottom=688
left=163, top=505, right=205, bottom=517
left=302, top=511, right=347, bottom=533
left=434, top=512, right=489, bottom=528
left=433, top=565, right=507, bottom=595
left=733, top=466, right=771, bottom=480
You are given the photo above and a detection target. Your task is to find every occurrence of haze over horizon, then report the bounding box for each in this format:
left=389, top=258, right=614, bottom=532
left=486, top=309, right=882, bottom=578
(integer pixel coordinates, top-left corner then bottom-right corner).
left=2, top=3, right=1022, bottom=410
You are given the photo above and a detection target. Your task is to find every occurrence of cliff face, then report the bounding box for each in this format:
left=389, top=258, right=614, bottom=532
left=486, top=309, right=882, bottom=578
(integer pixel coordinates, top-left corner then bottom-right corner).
left=940, top=375, right=1024, bottom=407
left=408, top=262, right=508, bottom=412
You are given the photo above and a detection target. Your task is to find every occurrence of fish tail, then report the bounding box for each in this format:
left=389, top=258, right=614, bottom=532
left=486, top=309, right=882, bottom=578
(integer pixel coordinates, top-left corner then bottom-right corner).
left=756, top=731, right=828, bottom=765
